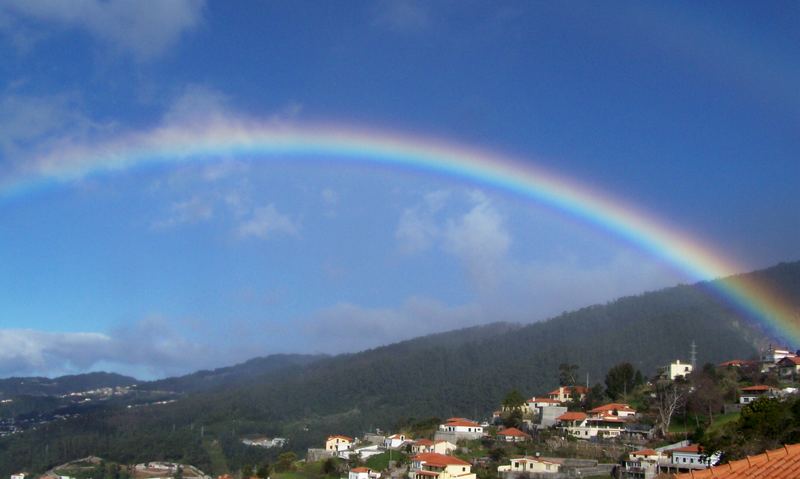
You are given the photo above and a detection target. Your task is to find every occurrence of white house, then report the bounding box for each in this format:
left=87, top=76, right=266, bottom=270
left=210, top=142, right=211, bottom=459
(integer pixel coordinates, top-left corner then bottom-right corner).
left=669, top=444, right=716, bottom=470
left=556, top=411, right=628, bottom=439
left=385, top=433, right=409, bottom=449
left=353, top=444, right=385, bottom=460
left=437, top=418, right=484, bottom=440
left=664, top=360, right=693, bottom=380
left=587, top=403, right=636, bottom=419
left=739, top=385, right=777, bottom=404
left=762, top=345, right=796, bottom=371
left=497, top=457, right=560, bottom=475
left=349, top=467, right=381, bottom=479
left=11, top=474, right=26, bottom=479
left=496, top=427, right=530, bottom=443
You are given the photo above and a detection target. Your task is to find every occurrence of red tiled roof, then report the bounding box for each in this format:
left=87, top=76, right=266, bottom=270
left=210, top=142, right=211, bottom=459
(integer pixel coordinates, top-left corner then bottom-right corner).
left=328, top=435, right=354, bottom=441
left=778, top=357, right=800, bottom=366
left=413, top=453, right=471, bottom=467
left=556, top=412, right=587, bottom=421
left=630, top=449, right=657, bottom=456
left=741, top=385, right=772, bottom=392
left=443, top=419, right=480, bottom=428
left=588, top=403, right=636, bottom=413
left=350, top=468, right=372, bottom=473
left=547, top=386, right=589, bottom=395
left=497, top=427, right=530, bottom=437
left=415, top=439, right=435, bottom=446
left=674, top=443, right=800, bottom=478
left=671, top=444, right=702, bottom=454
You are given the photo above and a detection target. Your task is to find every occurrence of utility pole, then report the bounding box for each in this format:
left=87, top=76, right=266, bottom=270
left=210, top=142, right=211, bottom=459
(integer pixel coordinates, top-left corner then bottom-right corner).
left=690, top=340, right=697, bottom=370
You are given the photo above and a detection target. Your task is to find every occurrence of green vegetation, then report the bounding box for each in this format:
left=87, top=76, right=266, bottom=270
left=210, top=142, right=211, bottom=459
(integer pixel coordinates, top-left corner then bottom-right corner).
left=1, top=262, right=799, bottom=477
left=366, top=451, right=408, bottom=471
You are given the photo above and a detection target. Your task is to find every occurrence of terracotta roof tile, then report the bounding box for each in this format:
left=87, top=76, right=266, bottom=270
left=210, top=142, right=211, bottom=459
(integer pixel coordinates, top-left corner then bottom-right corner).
left=674, top=443, right=800, bottom=478
left=413, top=453, right=471, bottom=467
left=497, top=427, right=530, bottom=437
left=741, top=385, right=772, bottom=392
left=556, top=412, right=587, bottom=421
left=588, top=403, right=636, bottom=413
left=443, top=419, right=480, bottom=428
left=630, top=449, right=657, bottom=456
left=350, top=468, right=372, bottom=473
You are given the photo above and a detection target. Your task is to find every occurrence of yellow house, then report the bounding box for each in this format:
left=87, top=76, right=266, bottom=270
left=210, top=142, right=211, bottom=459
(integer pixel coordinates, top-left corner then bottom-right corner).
left=410, top=453, right=476, bottom=479
left=498, top=457, right=560, bottom=475
left=326, top=435, right=354, bottom=453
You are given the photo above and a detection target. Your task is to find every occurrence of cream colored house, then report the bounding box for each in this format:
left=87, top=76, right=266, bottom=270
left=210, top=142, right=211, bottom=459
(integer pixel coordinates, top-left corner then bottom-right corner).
left=413, top=440, right=458, bottom=455
left=410, top=453, right=476, bottom=479
left=326, top=435, right=354, bottom=455
left=497, top=457, right=559, bottom=475
left=546, top=386, right=588, bottom=403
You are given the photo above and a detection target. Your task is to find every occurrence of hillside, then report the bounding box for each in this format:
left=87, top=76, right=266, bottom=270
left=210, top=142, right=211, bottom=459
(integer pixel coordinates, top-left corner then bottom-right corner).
left=1, top=261, right=799, bottom=475
left=0, top=372, right=137, bottom=398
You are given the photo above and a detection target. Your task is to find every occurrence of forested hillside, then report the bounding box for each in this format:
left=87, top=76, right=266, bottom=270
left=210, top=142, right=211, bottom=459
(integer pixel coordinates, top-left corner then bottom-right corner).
left=1, top=261, right=798, bottom=476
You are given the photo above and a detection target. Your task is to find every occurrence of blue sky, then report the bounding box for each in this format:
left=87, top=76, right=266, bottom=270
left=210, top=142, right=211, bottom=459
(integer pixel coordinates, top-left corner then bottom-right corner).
left=0, top=1, right=797, bottom=378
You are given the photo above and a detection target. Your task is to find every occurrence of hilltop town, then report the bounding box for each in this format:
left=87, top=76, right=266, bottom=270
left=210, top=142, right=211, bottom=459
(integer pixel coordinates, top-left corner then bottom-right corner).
left=11, top=345, right=800, bottom=479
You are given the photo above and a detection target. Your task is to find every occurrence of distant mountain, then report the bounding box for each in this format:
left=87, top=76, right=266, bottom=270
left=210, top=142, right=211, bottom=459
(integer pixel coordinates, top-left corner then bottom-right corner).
left=138, top=353, right=326, bottom=393
left=2, top=261, right=799, bottom=476
left=0, top=372, right=137, bottom=398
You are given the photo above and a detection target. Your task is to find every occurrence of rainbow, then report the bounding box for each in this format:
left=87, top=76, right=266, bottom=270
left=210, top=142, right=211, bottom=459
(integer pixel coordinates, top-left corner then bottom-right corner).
left=3, top=120, right=798, bottom=345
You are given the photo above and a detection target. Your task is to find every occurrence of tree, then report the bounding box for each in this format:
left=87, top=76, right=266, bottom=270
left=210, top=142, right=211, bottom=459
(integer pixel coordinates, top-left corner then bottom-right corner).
left=605, top=362, right=642, bottom=400
left=654, top=380, right=689, bottom=437
left=559, top=363, right=579, bottom=386
left=584, top=383, right=607, bottom=410
left=502, top=389, right=526, bottom=410
left=322, top=458, right=339, bottom=476
left=275, top=452, right=297, bottom=472
left=172, top=465, right=183, bottom=479
left=687, top=370, right=724, bottom=426
left=256, top=464, right=271, bottom=479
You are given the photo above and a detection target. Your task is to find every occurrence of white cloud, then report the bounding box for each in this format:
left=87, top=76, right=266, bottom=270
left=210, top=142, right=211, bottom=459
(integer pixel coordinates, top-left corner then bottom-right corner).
left=1, top=0, right=205, bottom=60
left=442, top=193, right=511, bottom=291
left=151, top=195, right=214, bottom=229
left=237, top=204, right=299, bottom=239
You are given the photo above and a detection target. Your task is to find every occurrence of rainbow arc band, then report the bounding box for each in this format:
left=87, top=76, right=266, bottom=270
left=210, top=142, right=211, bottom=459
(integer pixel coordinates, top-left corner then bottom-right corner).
left=3, top=122, right=797, bottom=345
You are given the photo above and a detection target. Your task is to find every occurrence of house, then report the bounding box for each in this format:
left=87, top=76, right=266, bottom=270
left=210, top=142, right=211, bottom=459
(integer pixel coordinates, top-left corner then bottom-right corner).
left=242, top=436, right=287, bottom=448
left=546, top=386, right=588, bottom=403
left=668, top=444, right=716, bottom=471
left=556, top=410, right=628, bottom=439
left=778, top=357, right=800, bottom=381
left=326, top=435, right=354, bottom=457
left=673, top=442, right=800, bottom=478
left=496, top=427, right=530, bottom=442
left=621, top=449, right=664, bottom=478
left=413, top=439, right=457, bottom=455
left=525, top=396, right=562, bottom=414
left=11, top=474, right=26, bottom=479
left=497, top=457, right=560, bottom=476
left=588, top=403, right=636, bottom=419
left=409, top=452, right=476, bottom=479
left=385, top=433, right=410, bottom=449
left=662, top=360, right=693, bottom=380
left=739, top=385, right=777, bottom=404
left=349, top=467, right=381, bottom=479
left=436, top=418, right=484, bottom=441
left=761, top=345, right=797, bottom=372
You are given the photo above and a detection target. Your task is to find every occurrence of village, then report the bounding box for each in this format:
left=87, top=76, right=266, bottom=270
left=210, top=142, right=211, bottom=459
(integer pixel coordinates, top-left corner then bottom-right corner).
left=11, top=346, right=800, bottom=479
